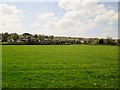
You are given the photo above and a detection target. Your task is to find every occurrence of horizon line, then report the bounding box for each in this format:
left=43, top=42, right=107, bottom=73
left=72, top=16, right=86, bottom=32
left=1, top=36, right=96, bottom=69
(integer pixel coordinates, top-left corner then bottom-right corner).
left=1, top=32, right=118, bottom=39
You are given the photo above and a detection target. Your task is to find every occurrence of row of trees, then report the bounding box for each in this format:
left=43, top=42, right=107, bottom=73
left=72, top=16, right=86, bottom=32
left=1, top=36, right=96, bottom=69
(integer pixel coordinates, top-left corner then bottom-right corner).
left=0, top=32, right=119, bottom=45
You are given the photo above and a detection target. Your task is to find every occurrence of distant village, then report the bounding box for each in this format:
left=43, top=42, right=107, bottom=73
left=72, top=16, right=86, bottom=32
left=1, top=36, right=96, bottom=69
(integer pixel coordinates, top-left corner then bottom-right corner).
left=0, top=32, right=119, bottom=45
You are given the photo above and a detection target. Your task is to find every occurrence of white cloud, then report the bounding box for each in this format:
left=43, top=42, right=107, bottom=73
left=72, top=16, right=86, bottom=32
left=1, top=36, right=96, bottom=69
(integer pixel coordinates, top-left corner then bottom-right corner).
left=58, top=0, right=98, bottom=11
left=0, top=3, right=23, bottom=33
left=30, top=23, right=42, bottom=27
left=30, top=0, right=118, bottom=38
left=37, top=12, right=58, bottom=22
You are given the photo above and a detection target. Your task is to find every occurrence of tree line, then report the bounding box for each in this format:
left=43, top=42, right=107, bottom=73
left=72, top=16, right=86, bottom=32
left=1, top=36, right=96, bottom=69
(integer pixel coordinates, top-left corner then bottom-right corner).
left=0, top=32, right=119, bottom=45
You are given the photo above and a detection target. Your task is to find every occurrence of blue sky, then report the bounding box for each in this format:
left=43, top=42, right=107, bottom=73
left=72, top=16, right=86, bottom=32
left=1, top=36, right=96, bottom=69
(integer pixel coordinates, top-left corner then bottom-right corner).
left=0, top=1, right=118, bottom=38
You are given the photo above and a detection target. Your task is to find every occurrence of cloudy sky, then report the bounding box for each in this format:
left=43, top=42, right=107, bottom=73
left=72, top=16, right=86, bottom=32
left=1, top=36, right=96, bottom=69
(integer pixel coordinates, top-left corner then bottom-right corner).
left=0, top=0, right=118, bottom=38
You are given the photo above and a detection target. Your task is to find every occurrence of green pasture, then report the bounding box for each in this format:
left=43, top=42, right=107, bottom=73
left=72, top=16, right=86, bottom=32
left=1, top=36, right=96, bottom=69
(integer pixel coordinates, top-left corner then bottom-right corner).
left=2, top=45, right=118, bottom=88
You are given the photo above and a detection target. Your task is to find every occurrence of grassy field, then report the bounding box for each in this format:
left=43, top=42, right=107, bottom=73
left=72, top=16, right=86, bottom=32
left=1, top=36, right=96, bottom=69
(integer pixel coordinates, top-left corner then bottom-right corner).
left=2, top=45, right=118, bottom=88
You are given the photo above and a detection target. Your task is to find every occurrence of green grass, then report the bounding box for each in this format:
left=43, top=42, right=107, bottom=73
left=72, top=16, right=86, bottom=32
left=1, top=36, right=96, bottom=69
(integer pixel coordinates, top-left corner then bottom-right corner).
left=2, top=45, right=118, bottom=88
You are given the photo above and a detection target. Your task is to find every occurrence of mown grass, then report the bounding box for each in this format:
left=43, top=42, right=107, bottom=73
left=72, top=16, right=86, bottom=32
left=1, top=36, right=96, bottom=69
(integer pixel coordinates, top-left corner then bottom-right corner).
left=2, top=45, right=118, bottom=88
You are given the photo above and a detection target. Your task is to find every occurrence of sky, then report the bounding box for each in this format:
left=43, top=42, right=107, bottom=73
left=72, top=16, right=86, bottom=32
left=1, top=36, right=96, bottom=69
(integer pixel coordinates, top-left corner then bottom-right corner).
left=0, top=0, right=119, bottom=39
